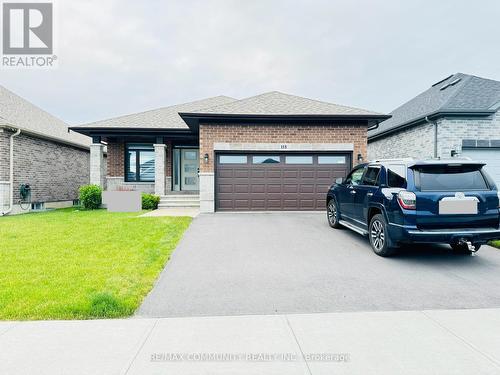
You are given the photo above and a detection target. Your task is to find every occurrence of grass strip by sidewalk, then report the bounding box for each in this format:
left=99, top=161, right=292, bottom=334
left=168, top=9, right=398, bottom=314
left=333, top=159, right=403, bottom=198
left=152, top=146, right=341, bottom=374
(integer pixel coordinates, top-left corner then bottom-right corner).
left=0, top=208, right=191, bottom=320
left=490, top=240, right=500, bottom=249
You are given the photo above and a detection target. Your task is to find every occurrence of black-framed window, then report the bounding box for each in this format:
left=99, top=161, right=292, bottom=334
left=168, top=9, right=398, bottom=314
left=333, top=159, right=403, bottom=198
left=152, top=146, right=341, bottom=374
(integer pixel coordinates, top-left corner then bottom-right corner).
left=125, top=143, right=155, bottom=182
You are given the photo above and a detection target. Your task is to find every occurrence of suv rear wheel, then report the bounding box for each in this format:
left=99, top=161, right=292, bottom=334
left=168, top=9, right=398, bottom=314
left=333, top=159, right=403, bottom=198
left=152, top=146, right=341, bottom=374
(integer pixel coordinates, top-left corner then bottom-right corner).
left=369, top=214, right=396, bottom=257
left=327, top=199, right=342, bottom=228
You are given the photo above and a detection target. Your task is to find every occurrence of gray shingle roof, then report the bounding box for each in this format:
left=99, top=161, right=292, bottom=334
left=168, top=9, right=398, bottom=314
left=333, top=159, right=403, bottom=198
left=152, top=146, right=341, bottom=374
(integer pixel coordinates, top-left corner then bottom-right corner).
left=188, top=91, right=384, bottom=116
left=369, top=73, right=500, bottom=139
left=78, top=96, right=237, bottom=130
left=0, top=85, right=90, bottom=148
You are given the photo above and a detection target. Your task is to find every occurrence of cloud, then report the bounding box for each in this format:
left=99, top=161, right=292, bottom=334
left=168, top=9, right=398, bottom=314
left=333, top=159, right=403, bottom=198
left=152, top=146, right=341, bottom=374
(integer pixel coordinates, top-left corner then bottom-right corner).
left=1, top=0, right=500, bottom=124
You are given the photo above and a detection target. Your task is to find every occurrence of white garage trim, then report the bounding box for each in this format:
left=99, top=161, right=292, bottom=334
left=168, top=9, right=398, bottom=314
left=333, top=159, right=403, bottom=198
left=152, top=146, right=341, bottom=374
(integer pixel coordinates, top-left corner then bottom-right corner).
left=213, top=142, right=354, bottom=151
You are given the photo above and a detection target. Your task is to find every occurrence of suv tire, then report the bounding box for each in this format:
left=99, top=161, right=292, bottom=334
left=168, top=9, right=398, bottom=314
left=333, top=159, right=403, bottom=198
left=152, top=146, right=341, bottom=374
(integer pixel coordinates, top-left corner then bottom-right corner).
left=327, top=199, right=342, bottom=228
left=369, top=214, right=396, bottom=257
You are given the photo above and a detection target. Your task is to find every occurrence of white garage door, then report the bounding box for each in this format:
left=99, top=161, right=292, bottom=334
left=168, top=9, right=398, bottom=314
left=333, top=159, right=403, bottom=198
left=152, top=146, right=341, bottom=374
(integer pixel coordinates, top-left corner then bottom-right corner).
left=462, top=149, right=500, bottom=187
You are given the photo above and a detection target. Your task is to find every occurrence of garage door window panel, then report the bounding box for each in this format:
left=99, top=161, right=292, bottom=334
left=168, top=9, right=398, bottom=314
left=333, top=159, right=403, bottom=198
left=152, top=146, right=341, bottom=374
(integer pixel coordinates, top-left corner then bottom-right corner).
left=252, top=156, right=280, bottom=164
left=219, top=155, right=248, bottom=164
left=318, top=155, right=347, bottom=164
left=285, top=156, right=313, bottom=164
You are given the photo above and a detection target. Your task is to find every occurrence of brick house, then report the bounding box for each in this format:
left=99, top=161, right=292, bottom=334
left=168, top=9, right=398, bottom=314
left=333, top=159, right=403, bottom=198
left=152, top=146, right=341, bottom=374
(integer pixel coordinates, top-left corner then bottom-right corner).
left=368, top=73, right=500, bottom=186
left=0, top=85, right=92, bottom=215
left=72, top=91, right=388, bottom=212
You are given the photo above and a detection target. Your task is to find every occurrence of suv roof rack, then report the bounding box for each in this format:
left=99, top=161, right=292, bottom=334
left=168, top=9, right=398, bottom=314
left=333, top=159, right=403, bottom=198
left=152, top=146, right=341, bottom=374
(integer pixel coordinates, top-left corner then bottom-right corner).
left=370, top=158, right=415, bottom=163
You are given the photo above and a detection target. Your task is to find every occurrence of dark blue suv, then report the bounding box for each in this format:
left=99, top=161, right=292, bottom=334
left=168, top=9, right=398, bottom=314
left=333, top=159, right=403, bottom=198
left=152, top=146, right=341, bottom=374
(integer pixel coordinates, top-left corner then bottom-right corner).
left=326, top=158, right=500, bottom=256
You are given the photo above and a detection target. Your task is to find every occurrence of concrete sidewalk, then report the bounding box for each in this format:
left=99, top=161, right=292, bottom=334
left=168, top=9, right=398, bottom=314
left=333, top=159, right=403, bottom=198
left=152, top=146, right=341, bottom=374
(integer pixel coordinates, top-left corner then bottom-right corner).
left=1, top=308, right=500, bottom=374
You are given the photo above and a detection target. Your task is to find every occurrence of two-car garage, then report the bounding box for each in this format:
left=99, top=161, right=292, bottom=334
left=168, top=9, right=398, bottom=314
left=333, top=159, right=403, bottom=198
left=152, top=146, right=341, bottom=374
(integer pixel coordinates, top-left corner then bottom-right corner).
left=215, top=152, right=351, bottom=211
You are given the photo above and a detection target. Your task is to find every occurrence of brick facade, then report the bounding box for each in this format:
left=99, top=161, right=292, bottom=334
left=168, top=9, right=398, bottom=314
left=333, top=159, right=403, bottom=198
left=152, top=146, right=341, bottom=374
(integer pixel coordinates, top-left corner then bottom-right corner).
left=436, top=111, right=500, bottom=158
left=0, top=129, right=91, bottom=212
left=367, top=122, right=435, bottom=160
left=13, top=133, right=90, bottom=203
left=107, top=140, right=124, bottom=177
left=199, top=122, right=367, bottom=173
left=367, top=111, right=500, bottom=160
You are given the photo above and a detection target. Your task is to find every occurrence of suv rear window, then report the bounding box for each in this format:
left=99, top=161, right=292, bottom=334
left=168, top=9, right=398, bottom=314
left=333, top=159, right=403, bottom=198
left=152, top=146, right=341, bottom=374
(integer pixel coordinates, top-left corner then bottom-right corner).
left=386, top=164, right=407, bottom=188
left=416, top=165, right=488, bottom=191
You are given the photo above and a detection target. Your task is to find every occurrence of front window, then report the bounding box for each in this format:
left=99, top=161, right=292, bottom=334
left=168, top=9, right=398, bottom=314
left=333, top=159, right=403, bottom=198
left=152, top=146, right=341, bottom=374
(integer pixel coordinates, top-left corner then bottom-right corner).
left=126, top=144, right=155, bottom=182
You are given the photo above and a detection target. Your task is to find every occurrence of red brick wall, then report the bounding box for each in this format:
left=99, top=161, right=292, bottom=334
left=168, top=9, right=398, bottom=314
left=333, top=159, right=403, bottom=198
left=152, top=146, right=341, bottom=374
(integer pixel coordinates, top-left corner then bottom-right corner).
left=107, top=140, right=124, bottom=177
left=165, top=140, right=172, bottom=177
left=199, top=122, right=367, bottom=173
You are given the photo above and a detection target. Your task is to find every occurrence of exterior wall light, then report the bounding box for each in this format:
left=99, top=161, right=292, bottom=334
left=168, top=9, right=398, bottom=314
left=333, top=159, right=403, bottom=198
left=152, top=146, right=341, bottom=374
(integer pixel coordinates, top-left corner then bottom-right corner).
left=357, top=153, right=363, bottom=163
left=204, top=153, right=209, bottom=164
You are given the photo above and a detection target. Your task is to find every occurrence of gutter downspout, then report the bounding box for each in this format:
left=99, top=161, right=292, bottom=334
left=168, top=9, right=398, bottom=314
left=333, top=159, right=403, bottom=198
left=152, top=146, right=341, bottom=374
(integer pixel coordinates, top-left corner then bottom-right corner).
left=1, top=128, right=21, bottom=216
left=425, top=116, right=438, bottom=158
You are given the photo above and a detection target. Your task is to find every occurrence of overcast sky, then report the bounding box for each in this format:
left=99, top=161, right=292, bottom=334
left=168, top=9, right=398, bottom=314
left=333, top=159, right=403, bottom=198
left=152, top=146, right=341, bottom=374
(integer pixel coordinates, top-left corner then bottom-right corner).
left=2, top=0, right=500, bottom=124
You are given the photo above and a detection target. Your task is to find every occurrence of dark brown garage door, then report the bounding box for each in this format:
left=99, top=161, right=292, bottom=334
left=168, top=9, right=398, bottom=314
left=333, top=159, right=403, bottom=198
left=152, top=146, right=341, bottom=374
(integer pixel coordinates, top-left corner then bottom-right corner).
left=216, top=153, right=351, bottom=211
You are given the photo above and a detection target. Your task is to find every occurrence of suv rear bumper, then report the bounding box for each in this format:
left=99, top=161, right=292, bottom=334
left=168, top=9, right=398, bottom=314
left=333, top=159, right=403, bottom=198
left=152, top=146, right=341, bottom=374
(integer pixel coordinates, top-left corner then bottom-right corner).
left=389, top=224, right=500, bottom=244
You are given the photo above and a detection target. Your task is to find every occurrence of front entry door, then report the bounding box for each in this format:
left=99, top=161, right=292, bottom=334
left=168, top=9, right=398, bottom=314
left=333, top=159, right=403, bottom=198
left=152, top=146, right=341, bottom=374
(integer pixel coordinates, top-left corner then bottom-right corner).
left=181, top=149, right=199, bottom=191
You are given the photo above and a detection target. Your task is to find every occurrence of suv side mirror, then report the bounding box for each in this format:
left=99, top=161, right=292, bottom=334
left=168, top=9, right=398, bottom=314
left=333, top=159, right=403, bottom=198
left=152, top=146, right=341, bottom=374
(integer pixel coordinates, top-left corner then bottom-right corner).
left=335, top=177, right=344, bottom=184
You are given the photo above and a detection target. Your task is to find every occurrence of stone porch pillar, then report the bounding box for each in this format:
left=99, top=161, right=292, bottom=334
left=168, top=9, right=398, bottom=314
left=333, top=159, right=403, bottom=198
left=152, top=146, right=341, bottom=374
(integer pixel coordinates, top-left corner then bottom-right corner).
left=154, top=143, right=167, bottom=196
left=90, top=143, right=104, bottom=187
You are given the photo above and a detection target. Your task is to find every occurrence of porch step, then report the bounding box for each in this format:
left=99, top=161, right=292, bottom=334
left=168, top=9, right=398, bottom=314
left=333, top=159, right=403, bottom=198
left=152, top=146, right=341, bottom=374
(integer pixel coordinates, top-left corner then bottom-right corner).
left=158, top=194, right=200, bottom=208
left=160, top=194, right=199, bottom=200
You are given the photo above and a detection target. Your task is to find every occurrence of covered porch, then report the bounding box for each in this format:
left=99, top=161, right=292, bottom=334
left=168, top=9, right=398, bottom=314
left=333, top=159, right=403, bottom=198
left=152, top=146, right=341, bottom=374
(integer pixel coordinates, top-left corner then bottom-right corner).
left=85, top=132, right=201, bottom=197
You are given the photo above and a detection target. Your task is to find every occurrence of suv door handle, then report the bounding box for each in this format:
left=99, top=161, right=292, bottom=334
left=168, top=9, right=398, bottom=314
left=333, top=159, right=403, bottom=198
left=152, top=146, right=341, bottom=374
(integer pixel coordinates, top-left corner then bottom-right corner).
left=367, top=192, right=373, bottom=197
left=350, top=190, right=356, bottom=194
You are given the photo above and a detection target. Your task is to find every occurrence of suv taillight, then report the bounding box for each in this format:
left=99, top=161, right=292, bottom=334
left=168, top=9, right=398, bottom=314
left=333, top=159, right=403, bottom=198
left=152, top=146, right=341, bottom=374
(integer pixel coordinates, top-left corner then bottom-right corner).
left=398, top=190, right=416, bottom=210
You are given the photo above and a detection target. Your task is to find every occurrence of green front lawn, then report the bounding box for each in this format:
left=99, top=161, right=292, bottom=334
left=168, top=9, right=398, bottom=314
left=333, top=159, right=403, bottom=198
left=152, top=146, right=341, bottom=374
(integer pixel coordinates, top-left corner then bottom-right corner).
left=0, top=208, right=191, bottom=320
left=490, top=240, right=500, bottom=249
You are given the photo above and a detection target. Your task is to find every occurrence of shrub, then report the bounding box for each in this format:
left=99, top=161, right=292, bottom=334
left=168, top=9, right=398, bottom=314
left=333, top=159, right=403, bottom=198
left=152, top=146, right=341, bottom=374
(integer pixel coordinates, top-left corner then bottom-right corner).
left=79, top=184, right=102, bottom=210
left=142, top=193, right=160, bottom=210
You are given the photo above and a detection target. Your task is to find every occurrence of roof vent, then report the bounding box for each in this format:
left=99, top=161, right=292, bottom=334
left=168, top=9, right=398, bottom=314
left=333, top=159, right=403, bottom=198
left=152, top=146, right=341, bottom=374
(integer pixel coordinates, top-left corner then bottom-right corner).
left=432, top=74, right=453, bottom=87
left=440, top=78, right=461, bottom=91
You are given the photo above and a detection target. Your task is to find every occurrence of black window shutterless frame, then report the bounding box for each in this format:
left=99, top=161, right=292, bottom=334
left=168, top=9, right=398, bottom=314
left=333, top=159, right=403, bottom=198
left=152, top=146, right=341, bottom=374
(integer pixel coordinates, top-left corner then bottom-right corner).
left=125, top=144, right=155, bottom=182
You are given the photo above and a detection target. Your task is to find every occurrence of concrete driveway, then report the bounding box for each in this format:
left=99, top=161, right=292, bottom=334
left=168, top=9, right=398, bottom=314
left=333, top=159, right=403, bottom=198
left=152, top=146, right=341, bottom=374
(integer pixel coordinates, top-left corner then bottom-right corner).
left=138, top=212, right=500, bottom=318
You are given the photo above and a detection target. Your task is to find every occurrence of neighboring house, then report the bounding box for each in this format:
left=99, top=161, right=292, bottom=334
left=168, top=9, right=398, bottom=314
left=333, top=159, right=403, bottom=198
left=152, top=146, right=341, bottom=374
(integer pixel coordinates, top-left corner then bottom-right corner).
left=368, top=73, right=500, bottom=186
left=0, top=85, right=92, bottom=215
left=71, top=91, right=388, bottom=212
